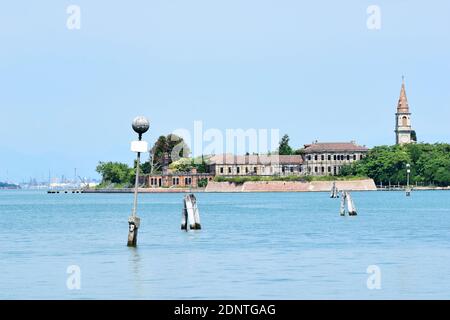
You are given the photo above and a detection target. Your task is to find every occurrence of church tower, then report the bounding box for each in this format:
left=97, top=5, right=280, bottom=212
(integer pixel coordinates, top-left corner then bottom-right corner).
left=395, top=77, right=414, bottom=145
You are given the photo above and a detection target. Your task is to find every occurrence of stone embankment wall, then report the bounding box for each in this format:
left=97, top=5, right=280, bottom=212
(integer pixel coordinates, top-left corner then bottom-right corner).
left=205, top=179, right=377, bottom=192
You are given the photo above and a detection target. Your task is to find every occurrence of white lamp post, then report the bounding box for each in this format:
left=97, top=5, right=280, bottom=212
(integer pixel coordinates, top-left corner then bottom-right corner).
left=406, top=163, right=411, bottom=197
left=128, top=116, right=149, bottom=247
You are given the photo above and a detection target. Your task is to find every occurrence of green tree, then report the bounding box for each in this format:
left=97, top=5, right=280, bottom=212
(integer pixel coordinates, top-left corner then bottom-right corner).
left=150, top=134, right=191, bottom=171
left=293, top=148, right=304, bottom=155
left=278, top=134, right=293, bottom=155
left=169, top=158, right=193, bottom=172
left=340, top=143, right=450, bottom=187
left=96, top=162, right=133, bottom=185
left=192, top=155, right=209, bottom=173
left=140, top=161, right=151, bottom=174
left=198, top=178, right=209, bottom=188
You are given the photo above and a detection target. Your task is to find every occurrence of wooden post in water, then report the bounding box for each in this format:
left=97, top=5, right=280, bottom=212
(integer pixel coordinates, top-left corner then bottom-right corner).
left=340, top=191, right=346, bottom=216
left=181, top=198, right=188, bottom=231
left=330, top=181, right=339, bottom=198
left=192, top=195, right=201, bottom=229
left=127, top=116, right=149, bottom=247
left=346, top=192, right=357, bottom=216
left=182, top=194, right=201, bottom=230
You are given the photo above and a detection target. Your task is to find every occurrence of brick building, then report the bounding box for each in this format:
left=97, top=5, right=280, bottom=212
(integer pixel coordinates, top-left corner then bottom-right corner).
left=146, top=168, right=214, bottom=188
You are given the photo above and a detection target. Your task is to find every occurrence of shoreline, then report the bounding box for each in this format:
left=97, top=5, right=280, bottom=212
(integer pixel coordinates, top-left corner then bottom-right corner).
left=78, top=179, right=450, bottom=193
left=81, top=179, right=450, bottom=193
left=81, top=187, right=450, bottom=194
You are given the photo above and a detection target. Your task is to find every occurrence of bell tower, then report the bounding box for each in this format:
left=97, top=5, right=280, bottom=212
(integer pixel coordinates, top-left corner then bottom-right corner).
left=395, top=77, right=414, bottom=145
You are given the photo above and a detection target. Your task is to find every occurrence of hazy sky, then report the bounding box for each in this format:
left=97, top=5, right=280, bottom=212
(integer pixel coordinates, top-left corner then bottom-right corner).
left=1, top=0, right=449, bottom=182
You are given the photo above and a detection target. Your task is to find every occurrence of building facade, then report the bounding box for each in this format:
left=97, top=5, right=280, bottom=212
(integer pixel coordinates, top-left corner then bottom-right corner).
left=145, top=168, right=214, bottom=188
left=208, top=154, right=304, bottom=176
left=395, top=77, right=415, bottom=145
left=208, top=143, right=368, bottom=178
left=301, top=141, right=369, bottom=176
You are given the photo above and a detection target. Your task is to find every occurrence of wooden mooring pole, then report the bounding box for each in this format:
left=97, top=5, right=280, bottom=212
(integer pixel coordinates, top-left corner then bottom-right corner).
left=181, top=194, right=201, bottom=231
left=339, top=191, right=357, bottom=216
left=128, top=149, right=141, bottom=246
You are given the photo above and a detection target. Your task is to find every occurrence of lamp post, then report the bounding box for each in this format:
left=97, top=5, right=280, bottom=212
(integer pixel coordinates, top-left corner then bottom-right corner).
left=128, top=116, right=150, bottom=247
left=406, top=163, right=411, bottom=197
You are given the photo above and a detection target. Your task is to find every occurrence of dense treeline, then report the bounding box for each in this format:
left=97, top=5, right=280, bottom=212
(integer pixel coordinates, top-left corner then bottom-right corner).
left=340, top=143, right=450, bottom=186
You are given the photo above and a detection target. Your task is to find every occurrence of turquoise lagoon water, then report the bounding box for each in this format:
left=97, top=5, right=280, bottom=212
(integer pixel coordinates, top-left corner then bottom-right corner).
left=0, top=190, right=449, bottom=299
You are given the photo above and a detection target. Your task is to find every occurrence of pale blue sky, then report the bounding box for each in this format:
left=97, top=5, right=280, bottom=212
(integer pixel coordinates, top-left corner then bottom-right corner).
left=1, top=1, right=449, bottom=182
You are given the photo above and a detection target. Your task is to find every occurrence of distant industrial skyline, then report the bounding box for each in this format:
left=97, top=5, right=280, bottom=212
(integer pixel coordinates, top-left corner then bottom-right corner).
left=1, top=1, right=449, bottom=182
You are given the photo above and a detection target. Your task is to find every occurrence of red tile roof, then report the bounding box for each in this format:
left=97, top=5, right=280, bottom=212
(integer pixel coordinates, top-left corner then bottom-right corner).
left=303, top=142, right=368, bottom=153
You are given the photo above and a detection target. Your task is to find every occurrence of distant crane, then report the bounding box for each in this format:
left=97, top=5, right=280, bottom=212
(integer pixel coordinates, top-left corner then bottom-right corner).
left=78, top=176, right=89, bottom=189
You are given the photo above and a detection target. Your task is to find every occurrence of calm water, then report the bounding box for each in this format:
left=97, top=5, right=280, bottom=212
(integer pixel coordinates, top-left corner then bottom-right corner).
left=0, top=190, right=449, bottom=299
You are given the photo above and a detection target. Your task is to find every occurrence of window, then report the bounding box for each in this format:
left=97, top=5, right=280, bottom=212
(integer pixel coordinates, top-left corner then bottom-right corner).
left=220, top=167, right=224, bottom=174
left=334, top=155, right=337, bottom=161
left=333, top=167, right=337, bottom=175
left=328, top=155, right=331, bottom=161
left=314, top=155, right=318, bottom=161
left=246, top=167, right=249, bottom=173
left=360, top=155, right=364, bottom=160
left=237, top=167, right=240, bottom=174
left=321, top=155, right=325, bottom=161
left=347, top=155, right=350, bottom=161
left=290, top=167, right=294, bottom=173
left=328, top=166, right=331, bottom=173
left=307, top=155, right=311, bottom=161
left=228, top=167, right=232, bottom=174
left=253, top=167, right=257, bottom=173
left=314, top=167, right=318, bottom=173
left=353, top=154, right=356, bottom=161
left=321, top=166, right=325, bottom=173
left=402, top=116, right=408, bottom=126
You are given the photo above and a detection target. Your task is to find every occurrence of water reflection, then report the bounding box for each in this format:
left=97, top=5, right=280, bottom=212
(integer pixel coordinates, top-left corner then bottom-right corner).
left=128, top=246, right=145, bottom=298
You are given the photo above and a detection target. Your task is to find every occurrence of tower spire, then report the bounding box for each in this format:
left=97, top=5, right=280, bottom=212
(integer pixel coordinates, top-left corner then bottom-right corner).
left=395, top=76, right=414, bottom=145
left=397, top=76, right=409, bottom=113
